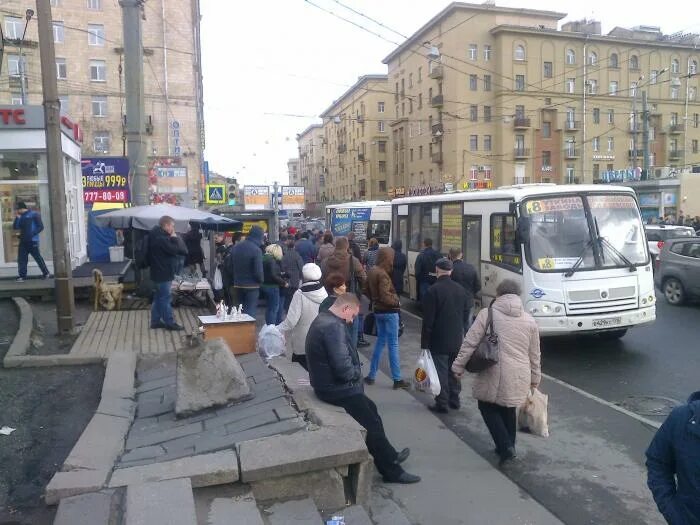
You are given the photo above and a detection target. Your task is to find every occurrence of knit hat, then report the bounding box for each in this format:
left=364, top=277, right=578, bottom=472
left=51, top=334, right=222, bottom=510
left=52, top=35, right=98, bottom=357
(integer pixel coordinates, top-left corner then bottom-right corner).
left=16, top=201, right=27, bottom=210
left=302, top=263, right=322, bottom=282
left=435, top=257, right=453, bottom=271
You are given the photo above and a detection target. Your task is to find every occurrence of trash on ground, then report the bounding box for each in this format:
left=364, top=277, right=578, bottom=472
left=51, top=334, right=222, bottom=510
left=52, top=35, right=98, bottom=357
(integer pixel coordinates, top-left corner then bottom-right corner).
left=0, top=426, right=16, bottom=435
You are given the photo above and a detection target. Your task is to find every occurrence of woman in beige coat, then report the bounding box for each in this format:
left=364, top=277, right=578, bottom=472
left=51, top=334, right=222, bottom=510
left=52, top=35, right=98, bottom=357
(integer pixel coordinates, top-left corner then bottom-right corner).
left=452, top=279, right=541, bottom=465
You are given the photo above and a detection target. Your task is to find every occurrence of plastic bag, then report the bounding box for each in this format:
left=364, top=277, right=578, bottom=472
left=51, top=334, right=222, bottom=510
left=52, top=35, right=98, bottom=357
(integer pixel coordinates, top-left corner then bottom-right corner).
left=518, top=388, right=549, bottom=437
left=213, top=267, right=223, bottom=290
left=413, top=349, right=441, bottom=396
left=256, top=324, right=286, bottom=360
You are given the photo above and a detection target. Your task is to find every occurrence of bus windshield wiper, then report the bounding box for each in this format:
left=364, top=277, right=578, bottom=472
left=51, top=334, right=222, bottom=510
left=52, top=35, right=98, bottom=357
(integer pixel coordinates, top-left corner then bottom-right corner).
left=564, top=238, right=595, bottom=277
left=594, top=218, right=637, bottom=272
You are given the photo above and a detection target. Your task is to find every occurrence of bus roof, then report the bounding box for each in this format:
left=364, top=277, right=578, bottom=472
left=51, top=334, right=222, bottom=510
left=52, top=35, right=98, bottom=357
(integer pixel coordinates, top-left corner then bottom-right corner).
left=325, top=201, right=390, bottom=209
left=390, top=184, right=636, bottom=205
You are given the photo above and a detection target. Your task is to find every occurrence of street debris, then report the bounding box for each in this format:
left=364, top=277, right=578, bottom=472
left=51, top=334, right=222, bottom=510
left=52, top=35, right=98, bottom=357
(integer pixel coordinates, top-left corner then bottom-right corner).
left=0, top=425, right=17, bottom=435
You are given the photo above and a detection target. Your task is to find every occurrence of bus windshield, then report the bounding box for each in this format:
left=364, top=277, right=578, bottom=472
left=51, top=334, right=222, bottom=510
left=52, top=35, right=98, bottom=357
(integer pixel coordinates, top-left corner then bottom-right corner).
left=522, top=194, right=648, bottom=272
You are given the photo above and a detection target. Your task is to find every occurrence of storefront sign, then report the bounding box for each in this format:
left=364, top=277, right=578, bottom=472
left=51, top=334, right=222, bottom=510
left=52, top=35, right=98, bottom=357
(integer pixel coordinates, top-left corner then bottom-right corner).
left=639, top=193, right=661, bottom=207
left=156, top=166, right=188, bottom=194
left=0, top=108, right=26, bottom=125
left=81, top=157, right=130, bottom=204
left=243, top=185, right=270, bottom=210
left=242, top=220, right=268, bottom=235
left=663, top=192, right=677, bottom=206
left=60, top=115, right=83, bottom=143
left=170, top=120, right=182, bottom=156
left=597, top=168, right=642, bottom=183
left=394, top=186, right=406, bottom=198
left=205, top=184, right=226, bottom=204
left=593, top=154, right=615, bottom=161
left=281, top=186, right=305, bottom=210
left=408, top=184, right=444, bottom=197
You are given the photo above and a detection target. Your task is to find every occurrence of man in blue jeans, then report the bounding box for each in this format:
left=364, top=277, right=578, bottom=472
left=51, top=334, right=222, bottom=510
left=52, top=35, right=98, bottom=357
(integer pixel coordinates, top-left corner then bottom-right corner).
left=231, top=225, right=264, bottom=316
left=148, top=216, right=188, bottom=330
left=13, top=201, right=50, bottom=282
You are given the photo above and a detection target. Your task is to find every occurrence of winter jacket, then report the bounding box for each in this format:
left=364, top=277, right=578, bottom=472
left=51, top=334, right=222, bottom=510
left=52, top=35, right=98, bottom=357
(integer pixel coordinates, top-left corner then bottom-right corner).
left=277, top=281, right=327, bottom=356
left=646, top=391, right=700, bottom=525
left=295, top=238, right=317, bottom=264
left=414, top=246, right=441, bottom=286
left=13, top=210, right=44, bottom=244
left=421, top=275, right=470, bottom=354
left=262, top=254, right=286, bottom=288
left=281, top=248, right=304, bottom=289
left=320, top=249, right=366, bottom=295
left=148, top=225, right=188, bottom=283
left=317, top=242, right=335, bottom=265
left=391, top=241, right=407, bottom=295
left=348, top=239, right=362, bottom=261
left=306, top=310, right=363, bottom=402
left=231, top=226, right=264, bottom=288
left=451, top=259, right=481, bottom=310
left=183, top=229, right=204, bottom=266
left=364, top=247, right=400, bottom=314
left=363, top=246, right=379, bottom=269
left=452, top=294, right=541, bottom=407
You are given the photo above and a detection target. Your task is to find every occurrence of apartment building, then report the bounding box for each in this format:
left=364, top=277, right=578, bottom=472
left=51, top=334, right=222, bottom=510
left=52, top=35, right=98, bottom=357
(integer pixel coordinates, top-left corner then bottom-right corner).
left=1, top=0, right=205, bottom=203
left=319, top=75, right=390, bottom=203
left=297, top=123, right=325, bottom=215
left=382, top=2, right=700, bottom=192
left=287, top=158, right=300, bottom=186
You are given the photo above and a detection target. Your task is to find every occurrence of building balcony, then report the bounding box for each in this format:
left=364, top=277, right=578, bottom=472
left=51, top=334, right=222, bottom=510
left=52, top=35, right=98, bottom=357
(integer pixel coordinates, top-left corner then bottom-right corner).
left=628, top=149, right=645, bottom=159
left=337, top=144, right=347, bottom=154
left=513, top=117, right=531, bottom=129
left=431, top=152, right=443, bottom=164
left=429, top=65, right=444, bottom=79
left=431, top=123, right=444, bottom=136
left=565, top=149, right=580, bottom=159
left=358, top=153, right=365, bottom=162
left=564, top=120, right=581, bottom=131
left=431, top=94, right=444, bottom=107
left=668, top=149, right=684, bottom=159
left=513, top=148, right=530, bottom=159
left=669, top=124, right=685, bottom=134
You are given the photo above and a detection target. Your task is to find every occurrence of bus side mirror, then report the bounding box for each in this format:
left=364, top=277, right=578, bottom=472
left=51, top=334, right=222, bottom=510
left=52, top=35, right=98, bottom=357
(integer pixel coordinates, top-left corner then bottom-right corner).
left=516, top=217, right=530, bottom=245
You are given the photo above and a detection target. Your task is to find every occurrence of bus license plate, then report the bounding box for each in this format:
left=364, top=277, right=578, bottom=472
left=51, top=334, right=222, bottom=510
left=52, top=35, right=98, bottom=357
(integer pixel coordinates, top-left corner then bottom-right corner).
left=592, top=317, right=622, bottom=328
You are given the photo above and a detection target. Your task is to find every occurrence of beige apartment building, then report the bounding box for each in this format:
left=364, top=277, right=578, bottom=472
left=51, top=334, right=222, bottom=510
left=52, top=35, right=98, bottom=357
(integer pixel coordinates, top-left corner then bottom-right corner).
left=287, top=158, right=300, bottom=187
left=382, top=2, right=700, bottom=197
left=297, top=123, right=325, bottom=215
left=1, top=0, right=205, bottom=204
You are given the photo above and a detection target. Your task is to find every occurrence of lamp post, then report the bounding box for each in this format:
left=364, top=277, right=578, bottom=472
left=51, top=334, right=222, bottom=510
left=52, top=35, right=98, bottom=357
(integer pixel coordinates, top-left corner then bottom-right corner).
left=19, top=9, right=34, bottom=105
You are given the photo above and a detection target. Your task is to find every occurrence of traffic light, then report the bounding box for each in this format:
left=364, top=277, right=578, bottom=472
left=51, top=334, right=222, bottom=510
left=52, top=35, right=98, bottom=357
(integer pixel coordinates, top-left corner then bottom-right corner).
left=228, top=184, right=238, bottom=205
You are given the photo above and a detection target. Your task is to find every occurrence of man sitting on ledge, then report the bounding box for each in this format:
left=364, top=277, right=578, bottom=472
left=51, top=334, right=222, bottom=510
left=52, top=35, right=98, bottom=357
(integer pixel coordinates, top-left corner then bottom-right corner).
left=305, top=293, right=420, bottom=484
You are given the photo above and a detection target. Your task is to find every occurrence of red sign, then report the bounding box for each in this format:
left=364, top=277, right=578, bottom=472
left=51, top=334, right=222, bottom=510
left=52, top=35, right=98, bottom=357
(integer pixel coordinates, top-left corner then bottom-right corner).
left=60, top=115, right=83, bottom=143
left=0, top=108, right=25, bottom=125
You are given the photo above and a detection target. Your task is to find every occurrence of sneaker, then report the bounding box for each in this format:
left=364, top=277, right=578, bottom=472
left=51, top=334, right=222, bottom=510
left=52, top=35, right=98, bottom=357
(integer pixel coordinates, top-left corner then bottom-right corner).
left=150, top=321, right=166, bottom=329
left=357, top=339, right=371, bottom=347
left=15, top=277, right=25, bottom=282
left=363, top=376, right=375, bottom=385
left=383, top=471, right=421, bottom=484
left=428, top=404, right=448, bottom=414
left=43, top=274, right=52, bottom=280
left=165, top=323, right=184, bottom=331
left=394, top=447, right=410, bottom=464
left=393, top=379, right=410, bottom=390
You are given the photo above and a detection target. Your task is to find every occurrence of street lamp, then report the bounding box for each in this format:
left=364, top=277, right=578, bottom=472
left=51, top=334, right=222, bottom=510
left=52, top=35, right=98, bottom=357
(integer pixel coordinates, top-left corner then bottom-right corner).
left=18, top=8, right=35, bottom=105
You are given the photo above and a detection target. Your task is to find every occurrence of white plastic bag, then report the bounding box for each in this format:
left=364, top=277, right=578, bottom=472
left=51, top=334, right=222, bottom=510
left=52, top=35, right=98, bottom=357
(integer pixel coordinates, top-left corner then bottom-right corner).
left=256, top=324, right=286, bottom=360
left=213, top=267, right=223, bottom=290
left=413, top=349, right=441, bottom=397
left=518, top=388, right=549, bottom=437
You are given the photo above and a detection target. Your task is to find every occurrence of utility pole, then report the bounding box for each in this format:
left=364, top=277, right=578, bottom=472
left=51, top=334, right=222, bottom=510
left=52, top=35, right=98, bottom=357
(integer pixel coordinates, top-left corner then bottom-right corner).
left=36, top=0, right=74, bottom=333
left=642, top=90, right=650, bottom=180
left=121, top=0, right=149, bottom=205
left=272, top=181, right=280, bottom=242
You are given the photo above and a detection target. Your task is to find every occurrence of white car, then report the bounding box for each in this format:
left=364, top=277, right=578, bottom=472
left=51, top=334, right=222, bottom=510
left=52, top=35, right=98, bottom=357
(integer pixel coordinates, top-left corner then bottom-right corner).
left=644, top=225, right=697, bottom=261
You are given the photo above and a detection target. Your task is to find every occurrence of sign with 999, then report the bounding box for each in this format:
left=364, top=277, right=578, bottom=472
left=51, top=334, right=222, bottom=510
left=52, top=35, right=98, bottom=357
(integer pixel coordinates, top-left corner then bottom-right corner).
left=81, top=157, right=131, bottom=204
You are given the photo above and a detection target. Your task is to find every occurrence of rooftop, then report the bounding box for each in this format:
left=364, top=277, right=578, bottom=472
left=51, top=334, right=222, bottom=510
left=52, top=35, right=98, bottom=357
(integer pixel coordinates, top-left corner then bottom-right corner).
left=319, top=74, right=389, bottom=118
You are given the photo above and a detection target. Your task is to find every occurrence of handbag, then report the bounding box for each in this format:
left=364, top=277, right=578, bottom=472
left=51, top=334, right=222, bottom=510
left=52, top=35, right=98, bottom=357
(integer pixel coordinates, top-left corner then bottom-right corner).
left=363, top=312, right=377, bottom=336
left=465, top=306, right=499, bottom=373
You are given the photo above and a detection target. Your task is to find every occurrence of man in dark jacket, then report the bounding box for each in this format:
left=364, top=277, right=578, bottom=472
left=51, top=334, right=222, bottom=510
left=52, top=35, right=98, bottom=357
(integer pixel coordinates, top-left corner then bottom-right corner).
left=231, top=225, right=265, bottom=317
left=149, top=216, right=188, bottom=330
left=449, top=248, right=481, bottom=331
left=391, top=240, right=407, bottom=295
left=414, top=238, right=440, bottom=302
left=13, top=201, right=50, bottom=281
left=347, top=231, right=362, bottom=261
left=646, top=391, right=700, bottom=525
left=295, top=231, right=317, bottom=264
left=281, top=235, right=304, bottom=312
left=421, top=258, right=470, bottom=413
left=305, top=293, right=419, bottom=485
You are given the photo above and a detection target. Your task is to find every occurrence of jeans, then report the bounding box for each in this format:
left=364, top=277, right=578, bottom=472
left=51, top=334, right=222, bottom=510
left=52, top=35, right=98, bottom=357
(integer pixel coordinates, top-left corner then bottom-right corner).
left=478, top=401, right=517, bottom=457
left=261, top=286, right=284, bottom=325
left=325, top=394, right=403, bottom=480
left=419, top=280, right=431, bottom=303
left=357, top=313, right=366, bottom=341
left=368, top=312, right=402, bottom=381
left=235, top=287, right=260, bottom=317
left=431, top=352, right=462, bottom=408
left=151, top=281, right=174, bottom=326
left=17, top=241, right=49, bottom=279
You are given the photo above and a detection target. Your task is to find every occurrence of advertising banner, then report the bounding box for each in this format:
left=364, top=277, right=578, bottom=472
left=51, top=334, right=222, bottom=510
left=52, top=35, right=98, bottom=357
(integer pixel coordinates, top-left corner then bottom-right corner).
left=244, top=186, right=270, bottom=210
left=330, top=207, right=371, bottom=237
left=281, top=186, right=305, bottom=210
left=156, top=166, right=188, bottom=194
left=81, top=157, right=130, bottom=204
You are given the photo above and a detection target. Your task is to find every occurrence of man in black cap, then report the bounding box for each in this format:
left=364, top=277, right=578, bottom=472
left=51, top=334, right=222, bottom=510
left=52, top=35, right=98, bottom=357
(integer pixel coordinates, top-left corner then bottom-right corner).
left=13, top=201, right=50, bottom=282
left=420, top=257, right=470, bottom=413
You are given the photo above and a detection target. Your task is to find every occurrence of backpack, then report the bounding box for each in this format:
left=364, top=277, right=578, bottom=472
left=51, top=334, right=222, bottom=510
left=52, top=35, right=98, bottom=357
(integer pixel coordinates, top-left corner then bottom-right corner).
left=135, top=233, right=150, bottom=269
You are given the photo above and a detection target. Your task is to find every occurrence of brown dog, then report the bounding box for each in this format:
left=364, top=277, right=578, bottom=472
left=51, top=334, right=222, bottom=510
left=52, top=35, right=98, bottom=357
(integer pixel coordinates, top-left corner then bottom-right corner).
left=93, top=269, right=124, bottom=311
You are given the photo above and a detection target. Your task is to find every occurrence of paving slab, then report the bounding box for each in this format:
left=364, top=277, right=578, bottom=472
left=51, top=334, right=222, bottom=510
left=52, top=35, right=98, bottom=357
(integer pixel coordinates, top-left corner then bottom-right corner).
left=102, top=351, right=137, bottom=400
left=195, top=417, right=306, bottom=455
left=45, top=469, right=110, bottom=505
left=136, top=354, right=176, bottom=383
left=110, top=449, right=239, bottom=488
left=120, top=445, right=166, bottom=463
left=136, top=377, right=176, bottom=394
left=53, top=490, right=115, bottom=525
left=265, top=498, right=324, bottom=525
left=204, top=398, right=290, bottom=431
left=125, top=420, right=203, bottom=449
left=136, top=396, right=175, bottom=418
left=126, top=478, right=197, bottom=525
left=63, top=413, right=131, bottom=471
left=96, top=396, right=136, bottom=419
left=207, top=494, right=264, bottom=525
left=250, top=467, right=346, bottom=510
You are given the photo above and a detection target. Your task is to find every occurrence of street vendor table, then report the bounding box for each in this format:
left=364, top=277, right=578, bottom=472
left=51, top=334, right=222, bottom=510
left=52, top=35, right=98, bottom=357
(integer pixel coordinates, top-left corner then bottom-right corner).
left=198, top=314, right=256, bottom=355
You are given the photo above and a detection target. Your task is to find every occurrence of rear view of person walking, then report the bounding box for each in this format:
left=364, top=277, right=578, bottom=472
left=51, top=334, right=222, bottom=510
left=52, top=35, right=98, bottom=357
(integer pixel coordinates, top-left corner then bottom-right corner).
left=452, top=279, right=541, bottom=466
left=281, top=235, right=304, bottom=312
left=421, top=258, right=470, bottom=413
left=414, top=238, right=440, bottom=302
left=13, top=201, right=50, bottom=281
left=449, top=248, right=481, bottom=331
left=316, top=232, right=335, bottom=264
left=231, top=225, right=265, bottom=317
left=261, top=243, right=287, bottom=325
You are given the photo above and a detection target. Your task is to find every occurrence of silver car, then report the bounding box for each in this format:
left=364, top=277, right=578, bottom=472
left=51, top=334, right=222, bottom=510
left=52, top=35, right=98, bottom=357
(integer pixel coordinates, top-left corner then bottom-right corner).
left=654, top=237, right=700, bottom=305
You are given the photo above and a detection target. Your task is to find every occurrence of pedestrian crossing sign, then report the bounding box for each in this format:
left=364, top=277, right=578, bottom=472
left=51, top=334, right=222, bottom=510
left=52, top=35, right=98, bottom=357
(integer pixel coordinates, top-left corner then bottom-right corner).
left=206, top=184, right=226, bottom=204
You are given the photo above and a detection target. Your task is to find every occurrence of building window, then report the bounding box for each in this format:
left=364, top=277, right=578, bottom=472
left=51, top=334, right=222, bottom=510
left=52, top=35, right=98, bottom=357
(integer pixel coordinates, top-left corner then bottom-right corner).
left=671, top=59, right=680, bottom=74
left=11, top=96, right=22, bottom=105
left=401, top=102, right=405, bottom=116
left=690, top=87, right=697, bottom=101
left=515, top=75, right=525, bottom=91
left=469, top=135, right=478, bottom=151
left=566, top=49, right=576, bottom=65
left=418, top=67, right=422, bottom=83
left=56, top=58, right=67, bottom=79
left=409, top=149, right=414, bottom=161
left=588, top=51, right=598, bottom=66
left=592, top=137, right=600, bottom=151
left=607, top=137, right=614, bottom=151
left=94, top=132, right=110, bottom=153
left=378, top=180, right=387, bottom=193
left=608, top=109, right=614, bottom=124
left=484, top=135, right=492, bottom=151
left=469, top=74, right=478, bottom=91
left=419, top=145, right=423, bottom=159
left=630, top=54, right=639, bottom=70
left=671, top=112, right=679, bottom=126
left=690, top=60, right=698, bottom=75
left=610, top=53, right=619, bottom=68
left=409, top=99, right=413, bottom=113
left=542, top=150, right=551, bottom=167
left=417, top=121, right=422, bottom=135
left=469, top=44, right=478, bottom=60
left=651, top=70, right=658, bottom=84
left=591, top=108, right=599, bottom=124
left=469, top=105, right=478, bottom=122
left=543, top=61, right=552, bottom=78
left=88, top=0, right=102, bottom=9
left=59, top=95, right=69, bottom=112
left=4, top=17, right=22, bottom=40
left=484, top=106, right=491, bottom=122
left=88, top=24, right=105, bottom=46
left=481, top=74, right=490, bottom=91
left=566, top=78, right=575, bottom=94
left=484, top=45, right=491, bottom=61
left=694, top=113, right=699, bottom=128
left=671, top=86, right=679, bottom=99
left=566, top=107, right=576, bottom=124
left=378, top=121, right=384, bottom=132
left=92, top=96, right=107, bottom=117
left=542, top=121, right=551, bottom=138
left=630, top=81, right=638, bottom=98
left=693, top=140, right=699, bottom=154
left=514, top=45, right=526, bottom=61
left=609, top=81, right=618, bottom=96
left=378, top=141, right=386, bottom=153
left=378, top=161, right=386, bottom=173
left=515, top=105, right=525, bottom=119
left=408, top=73, right=413, bottom=88
left=588, top=79, right=597, bottom=94
left=90, top=60, right=106, bottom=81
left=418, top=93, right=422, bottom=109
left=566, top=165, right=575, bottom=183
left=7, top=54, right=23, bottom=76
left=53, top=21, right=65, bottom=43
left=377, top=101, right=385, bottom=113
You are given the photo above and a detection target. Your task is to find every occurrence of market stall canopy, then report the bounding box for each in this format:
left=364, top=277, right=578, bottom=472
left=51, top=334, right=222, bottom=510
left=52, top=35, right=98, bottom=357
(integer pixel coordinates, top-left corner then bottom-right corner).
left=94, top=203, right=241, bottom=233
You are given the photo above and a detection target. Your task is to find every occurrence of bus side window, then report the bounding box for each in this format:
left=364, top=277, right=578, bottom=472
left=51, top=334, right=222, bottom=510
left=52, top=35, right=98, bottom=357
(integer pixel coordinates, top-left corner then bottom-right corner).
left=409, top=205, right=422, bottom=251
left=490, top=213, right=522, bottom=269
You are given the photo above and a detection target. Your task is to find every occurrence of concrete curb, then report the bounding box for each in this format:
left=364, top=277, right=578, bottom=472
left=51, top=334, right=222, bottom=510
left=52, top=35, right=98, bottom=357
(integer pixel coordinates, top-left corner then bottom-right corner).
left=3, top=297, right=34, bottom=367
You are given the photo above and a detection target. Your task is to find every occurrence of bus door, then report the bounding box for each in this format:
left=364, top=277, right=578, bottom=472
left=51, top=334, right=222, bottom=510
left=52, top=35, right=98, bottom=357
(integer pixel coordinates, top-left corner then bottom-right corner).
left=463, top=215, right=482, bottom=305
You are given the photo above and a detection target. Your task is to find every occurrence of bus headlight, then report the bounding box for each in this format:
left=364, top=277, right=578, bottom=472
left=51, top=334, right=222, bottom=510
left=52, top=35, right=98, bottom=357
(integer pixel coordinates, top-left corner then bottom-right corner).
left=527, top=301, right=565, bottom=317
left=641, top=294, right=655, bottom=306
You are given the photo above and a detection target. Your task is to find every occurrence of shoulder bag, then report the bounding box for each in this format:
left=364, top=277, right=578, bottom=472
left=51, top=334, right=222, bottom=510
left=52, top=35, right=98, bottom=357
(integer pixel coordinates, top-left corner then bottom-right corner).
left=465, top=306, right=499, bottom=373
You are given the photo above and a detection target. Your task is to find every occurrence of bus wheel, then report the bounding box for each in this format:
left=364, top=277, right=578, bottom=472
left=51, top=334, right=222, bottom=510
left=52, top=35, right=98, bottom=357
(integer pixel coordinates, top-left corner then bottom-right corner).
left=598, top=329, right=627, bottom=340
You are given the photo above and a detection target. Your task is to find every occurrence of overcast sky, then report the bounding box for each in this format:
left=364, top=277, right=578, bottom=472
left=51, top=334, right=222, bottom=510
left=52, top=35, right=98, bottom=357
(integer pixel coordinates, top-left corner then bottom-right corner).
left=199, top=0, right=699, bottom=187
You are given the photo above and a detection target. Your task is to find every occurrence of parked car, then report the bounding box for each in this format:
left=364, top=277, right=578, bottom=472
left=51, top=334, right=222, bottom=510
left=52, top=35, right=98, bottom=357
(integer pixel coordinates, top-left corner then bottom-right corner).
left=654, top=237, right=700, bottom=305
left=644, top=225, right=696, bottom=262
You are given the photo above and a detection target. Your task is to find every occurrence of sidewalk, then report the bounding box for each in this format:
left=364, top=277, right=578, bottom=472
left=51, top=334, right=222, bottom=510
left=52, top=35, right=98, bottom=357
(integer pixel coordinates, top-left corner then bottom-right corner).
left=359, top=352, right=563, bottom=525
